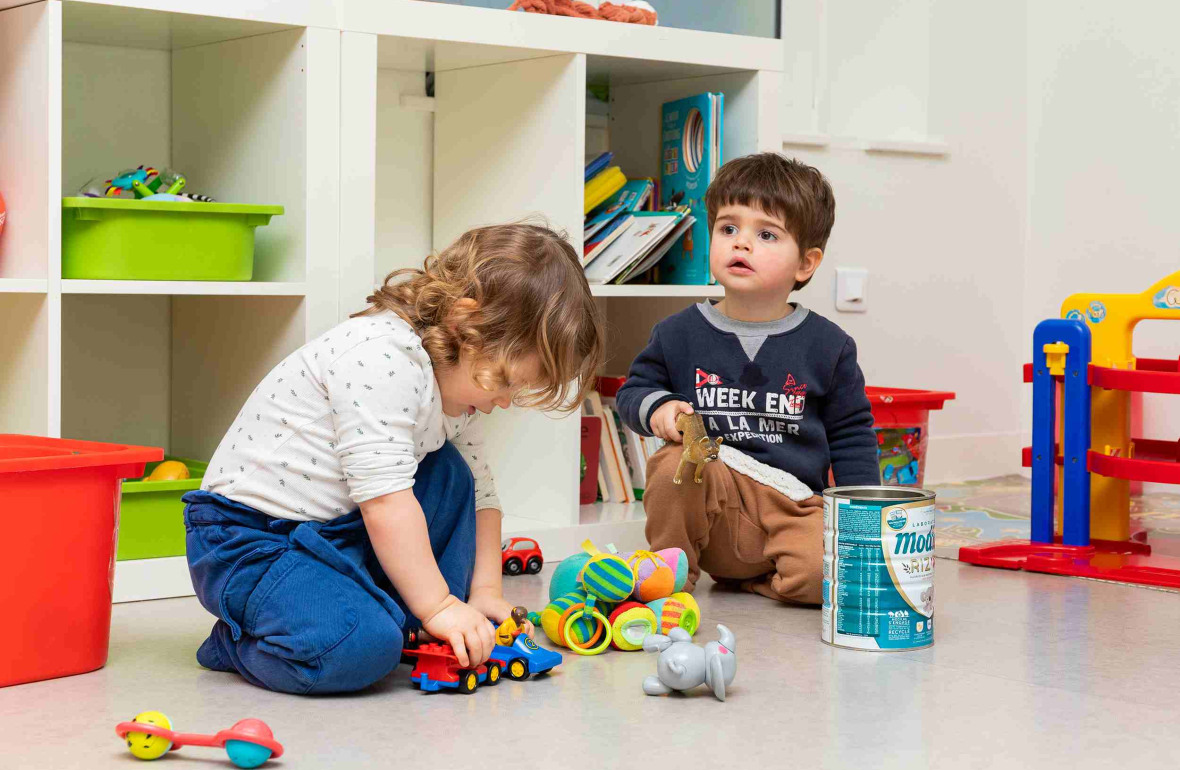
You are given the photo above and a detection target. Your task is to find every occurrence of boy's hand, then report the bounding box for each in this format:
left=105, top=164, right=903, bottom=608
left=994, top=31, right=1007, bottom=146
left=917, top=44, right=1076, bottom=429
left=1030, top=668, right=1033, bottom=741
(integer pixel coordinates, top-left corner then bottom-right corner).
left=650, top=400, right=694, bottom=443
left=421, top=595, right=496, bottom=668
left=468, top=589, right=536, bottom=638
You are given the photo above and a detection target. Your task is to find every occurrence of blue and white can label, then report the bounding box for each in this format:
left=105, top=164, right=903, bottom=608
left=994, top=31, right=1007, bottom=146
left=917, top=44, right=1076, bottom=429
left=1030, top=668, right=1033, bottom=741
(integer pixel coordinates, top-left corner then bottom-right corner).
left=822, top=486, right=936, bottom=651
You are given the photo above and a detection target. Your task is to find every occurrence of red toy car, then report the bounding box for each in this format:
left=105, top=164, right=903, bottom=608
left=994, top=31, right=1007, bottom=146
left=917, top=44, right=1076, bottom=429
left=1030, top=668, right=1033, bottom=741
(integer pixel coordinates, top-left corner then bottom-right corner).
left=403, top=639, right=501, bottom=693
left=501, top=537, right=543, bottom=576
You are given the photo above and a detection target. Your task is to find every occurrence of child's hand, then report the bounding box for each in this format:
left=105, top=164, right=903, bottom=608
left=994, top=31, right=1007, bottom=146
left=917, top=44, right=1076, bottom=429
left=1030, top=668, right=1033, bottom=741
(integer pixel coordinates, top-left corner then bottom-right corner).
left=651, top=400, right=694, bottom=443
left=468, top=590, right=536, bottom=638
left=421, top=595, right=496, bottom=668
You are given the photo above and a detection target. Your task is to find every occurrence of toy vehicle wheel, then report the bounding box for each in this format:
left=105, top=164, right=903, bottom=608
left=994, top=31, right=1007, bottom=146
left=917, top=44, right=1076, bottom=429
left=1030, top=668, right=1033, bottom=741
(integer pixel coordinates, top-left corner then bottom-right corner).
left=505, top=558, right=523, bottom=576
left=526, top=557, right=543, bottom=574
left=486, top=662, right=501, bottom=685
left=457, top=670, right=479, bottom=694
left=507, top=659, right=529, bottom=681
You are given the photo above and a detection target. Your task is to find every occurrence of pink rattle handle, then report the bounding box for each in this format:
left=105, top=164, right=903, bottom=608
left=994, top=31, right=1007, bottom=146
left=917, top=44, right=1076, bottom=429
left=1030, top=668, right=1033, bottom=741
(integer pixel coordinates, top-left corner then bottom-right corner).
left=115, top=721, right=285, bottom=758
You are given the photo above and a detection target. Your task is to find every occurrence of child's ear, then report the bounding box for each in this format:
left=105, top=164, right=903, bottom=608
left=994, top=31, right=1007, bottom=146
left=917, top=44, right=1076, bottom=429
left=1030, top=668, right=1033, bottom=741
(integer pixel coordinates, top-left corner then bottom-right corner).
left=797, top=248, right=824, bottom=284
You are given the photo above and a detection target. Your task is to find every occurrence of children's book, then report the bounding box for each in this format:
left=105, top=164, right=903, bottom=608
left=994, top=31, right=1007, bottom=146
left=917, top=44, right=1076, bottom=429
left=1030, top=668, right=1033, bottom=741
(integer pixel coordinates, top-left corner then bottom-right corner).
left=584, top=393, right=631, bottom=503
left=596, top=375, right=650, bottom=498
left=616, top=214, right=695, bottom=284
left=585, top=152, right=613, bottom=182
left=583, top=215, right=633, bottom=267
left=584, top=211, right=685, bottom=285
left=584, top=166, right=626, bottom=214
left=656, top=92, right=724, bottom=285
left=601, top=402, right=634, bottom=502
left=584, top=179, right=653, bottom=240
left=580, top=416, right=603, bottom=505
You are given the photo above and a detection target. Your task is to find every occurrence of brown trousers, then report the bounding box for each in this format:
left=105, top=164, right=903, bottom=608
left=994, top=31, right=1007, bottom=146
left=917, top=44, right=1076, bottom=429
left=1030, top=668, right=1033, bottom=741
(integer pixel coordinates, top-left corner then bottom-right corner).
left=643, top=445, right=824, bottom=605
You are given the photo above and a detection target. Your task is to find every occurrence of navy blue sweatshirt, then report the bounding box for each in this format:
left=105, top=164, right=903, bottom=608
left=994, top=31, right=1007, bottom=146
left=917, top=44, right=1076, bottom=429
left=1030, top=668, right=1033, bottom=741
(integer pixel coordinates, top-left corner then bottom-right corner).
left=617, top=302, right=880, bottom=494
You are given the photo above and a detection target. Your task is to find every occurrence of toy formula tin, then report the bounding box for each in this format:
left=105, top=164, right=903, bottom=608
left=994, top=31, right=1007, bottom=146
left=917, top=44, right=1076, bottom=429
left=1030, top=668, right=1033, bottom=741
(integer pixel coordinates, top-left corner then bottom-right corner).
left=822, top=486, right=935, bottom=651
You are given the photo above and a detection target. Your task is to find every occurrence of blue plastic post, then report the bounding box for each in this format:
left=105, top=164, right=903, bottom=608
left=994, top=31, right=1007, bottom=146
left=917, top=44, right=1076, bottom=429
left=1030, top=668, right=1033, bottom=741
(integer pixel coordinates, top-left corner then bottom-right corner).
left=1030, top=319, right=1092, bottom=546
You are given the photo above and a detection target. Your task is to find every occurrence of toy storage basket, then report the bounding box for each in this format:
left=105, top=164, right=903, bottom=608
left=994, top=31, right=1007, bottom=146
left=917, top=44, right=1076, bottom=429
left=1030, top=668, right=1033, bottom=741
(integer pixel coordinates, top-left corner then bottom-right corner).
left=0, top=435, right=161, bottom=687
left=61, top=198, right=283, bottom=281
left=867, top=387, right=955, bottom=488
left=118, top=457, right=208, bottom=561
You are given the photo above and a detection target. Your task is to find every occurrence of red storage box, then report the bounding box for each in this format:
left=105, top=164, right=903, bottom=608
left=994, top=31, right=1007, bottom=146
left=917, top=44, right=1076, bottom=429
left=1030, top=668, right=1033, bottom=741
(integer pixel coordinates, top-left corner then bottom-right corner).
left=0, top=435, right=161, bottom=687
left=866, top=387, right=955, bottom=488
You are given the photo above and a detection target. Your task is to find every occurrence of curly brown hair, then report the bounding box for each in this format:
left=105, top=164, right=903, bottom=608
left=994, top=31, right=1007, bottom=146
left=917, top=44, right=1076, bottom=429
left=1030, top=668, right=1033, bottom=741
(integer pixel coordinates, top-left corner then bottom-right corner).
left=353, top=223, right=605, bottom=413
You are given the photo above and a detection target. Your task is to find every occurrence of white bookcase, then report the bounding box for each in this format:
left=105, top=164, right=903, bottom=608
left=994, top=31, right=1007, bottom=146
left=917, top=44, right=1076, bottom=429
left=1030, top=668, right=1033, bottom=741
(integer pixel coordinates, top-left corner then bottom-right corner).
left=0, top=0, right=782, bottom=600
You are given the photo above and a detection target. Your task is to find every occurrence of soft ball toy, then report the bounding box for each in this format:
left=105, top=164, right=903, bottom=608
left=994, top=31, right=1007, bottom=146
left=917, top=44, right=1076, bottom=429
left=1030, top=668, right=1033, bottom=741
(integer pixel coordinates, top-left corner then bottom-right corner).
left=655, top=547, right=689, bottom=593
left=542, top=590, right=608, bottom=652
left=647, top=591, right=700, bottom=636
left=549, top=551, right=591, bottom=602
left=609, top=602, right=658, bottom=651
left=579, top=544, right=635, bottom=604
left=625, top=550, right=675, bottom=602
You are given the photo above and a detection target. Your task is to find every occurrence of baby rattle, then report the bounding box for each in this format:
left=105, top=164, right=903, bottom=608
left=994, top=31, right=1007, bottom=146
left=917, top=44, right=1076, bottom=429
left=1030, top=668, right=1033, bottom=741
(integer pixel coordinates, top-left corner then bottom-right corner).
left=116, top=711, right=283, bottom=768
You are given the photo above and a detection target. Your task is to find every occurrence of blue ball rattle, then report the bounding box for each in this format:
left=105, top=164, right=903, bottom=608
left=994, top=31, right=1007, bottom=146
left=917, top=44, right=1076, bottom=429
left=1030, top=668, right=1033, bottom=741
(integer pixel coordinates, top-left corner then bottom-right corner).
left=116, top=711, right=284, bottom=768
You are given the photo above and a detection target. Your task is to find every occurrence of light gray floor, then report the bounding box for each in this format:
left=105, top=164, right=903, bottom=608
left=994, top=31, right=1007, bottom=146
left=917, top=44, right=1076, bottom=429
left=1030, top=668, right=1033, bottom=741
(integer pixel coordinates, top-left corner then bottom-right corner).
left=3, top=561, right=1178, bottom=769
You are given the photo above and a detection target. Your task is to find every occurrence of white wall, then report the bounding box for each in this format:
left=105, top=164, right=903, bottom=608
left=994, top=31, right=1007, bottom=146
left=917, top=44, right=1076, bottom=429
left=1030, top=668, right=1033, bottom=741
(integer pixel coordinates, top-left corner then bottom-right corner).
left=1026, top=0, right=1180, bottom=488
left=780, top=0, right=1029, bottom=482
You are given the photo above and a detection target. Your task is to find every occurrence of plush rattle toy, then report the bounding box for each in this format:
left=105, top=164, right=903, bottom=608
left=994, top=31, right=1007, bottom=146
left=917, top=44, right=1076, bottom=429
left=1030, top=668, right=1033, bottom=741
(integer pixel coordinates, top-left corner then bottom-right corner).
left=674, top=411, right=723, bottom=485
left=116, top=711, right=283, bottom=767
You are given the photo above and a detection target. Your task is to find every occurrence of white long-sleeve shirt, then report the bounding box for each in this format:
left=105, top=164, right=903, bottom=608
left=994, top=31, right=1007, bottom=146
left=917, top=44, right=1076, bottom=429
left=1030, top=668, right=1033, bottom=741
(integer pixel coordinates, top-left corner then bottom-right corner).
left=202, top=312, right=500, bottom=522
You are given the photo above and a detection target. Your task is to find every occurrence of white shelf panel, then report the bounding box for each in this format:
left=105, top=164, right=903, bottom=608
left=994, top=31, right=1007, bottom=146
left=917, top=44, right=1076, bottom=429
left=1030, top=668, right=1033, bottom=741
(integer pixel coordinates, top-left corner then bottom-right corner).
left=861, top=138, right=950, bottom=157
left=359, top=0, right=781, bottom=77
left=0, top=278, right=48, bottom=293
left=782, top=132, right=832, bottom=148
left=61, top=0, right=327, bottom=49
left=591, top=284, right=724, bottom=298
left=62, top=280, right=307, bottom=296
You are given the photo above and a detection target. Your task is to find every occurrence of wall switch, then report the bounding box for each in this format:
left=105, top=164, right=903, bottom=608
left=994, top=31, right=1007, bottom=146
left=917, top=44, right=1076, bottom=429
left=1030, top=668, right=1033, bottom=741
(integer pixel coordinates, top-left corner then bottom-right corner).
left=835, top=267, right=868, bottom=313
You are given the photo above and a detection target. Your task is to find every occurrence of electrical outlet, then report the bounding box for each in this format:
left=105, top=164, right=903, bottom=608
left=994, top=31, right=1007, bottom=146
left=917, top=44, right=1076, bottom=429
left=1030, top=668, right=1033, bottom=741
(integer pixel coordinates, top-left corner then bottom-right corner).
left=835, top=267, right=868, bottom=313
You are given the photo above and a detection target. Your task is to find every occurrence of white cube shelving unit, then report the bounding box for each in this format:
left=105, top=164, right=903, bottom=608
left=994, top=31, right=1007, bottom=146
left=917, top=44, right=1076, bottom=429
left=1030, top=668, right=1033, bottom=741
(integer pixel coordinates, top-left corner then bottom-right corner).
left=0, top=0, right=782, bottom=600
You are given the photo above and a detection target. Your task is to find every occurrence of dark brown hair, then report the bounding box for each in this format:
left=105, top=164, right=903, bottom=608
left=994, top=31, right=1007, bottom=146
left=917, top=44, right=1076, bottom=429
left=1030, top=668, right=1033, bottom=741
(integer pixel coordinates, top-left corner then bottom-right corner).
left=353, top=223, right=606, bottom=413
left=705, top=153, right=835, bottom=290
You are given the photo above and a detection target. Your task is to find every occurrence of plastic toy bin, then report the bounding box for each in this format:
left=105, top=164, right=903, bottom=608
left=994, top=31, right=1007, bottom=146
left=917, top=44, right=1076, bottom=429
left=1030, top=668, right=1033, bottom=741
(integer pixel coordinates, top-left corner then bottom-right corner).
left=61, top=198, right=283, bottom=281
left=0, top=435, right=161, bottom=688
left=118, top=457, right=207, bottom=561
left=867, top=387, right=956, bottom=488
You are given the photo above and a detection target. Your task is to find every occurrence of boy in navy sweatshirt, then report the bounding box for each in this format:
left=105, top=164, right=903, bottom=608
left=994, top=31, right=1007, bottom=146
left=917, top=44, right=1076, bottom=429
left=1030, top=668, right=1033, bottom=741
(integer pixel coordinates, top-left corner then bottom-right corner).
left=617, top=153, right=879, bottom=605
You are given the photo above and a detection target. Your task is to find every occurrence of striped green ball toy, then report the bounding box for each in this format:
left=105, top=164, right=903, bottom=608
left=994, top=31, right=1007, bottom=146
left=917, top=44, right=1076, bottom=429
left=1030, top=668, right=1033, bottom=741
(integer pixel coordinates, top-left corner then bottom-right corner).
left=541, top=591, right=600, bottom=647
left=578, top=553, right=636, bottom=604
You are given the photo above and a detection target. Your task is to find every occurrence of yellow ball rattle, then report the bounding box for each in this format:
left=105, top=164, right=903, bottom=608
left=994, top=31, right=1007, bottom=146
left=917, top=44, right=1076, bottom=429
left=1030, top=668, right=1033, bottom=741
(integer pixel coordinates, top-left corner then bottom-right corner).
left=124, top=711, right=174, bottom=760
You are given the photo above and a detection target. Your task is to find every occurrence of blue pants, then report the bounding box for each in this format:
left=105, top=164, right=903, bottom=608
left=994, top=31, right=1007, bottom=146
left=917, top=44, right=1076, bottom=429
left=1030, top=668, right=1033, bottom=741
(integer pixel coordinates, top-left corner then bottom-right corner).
left=182, top=442, right=476, bottom=694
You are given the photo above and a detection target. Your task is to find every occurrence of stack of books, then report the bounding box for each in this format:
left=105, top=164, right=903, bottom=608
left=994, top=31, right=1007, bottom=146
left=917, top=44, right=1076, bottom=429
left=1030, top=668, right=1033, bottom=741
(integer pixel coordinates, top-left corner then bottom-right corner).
left=582, top=376, right=664, bottom=505
left=584, top=152, right=626, bottom=214
left=582, top=176, right=694, bottom=285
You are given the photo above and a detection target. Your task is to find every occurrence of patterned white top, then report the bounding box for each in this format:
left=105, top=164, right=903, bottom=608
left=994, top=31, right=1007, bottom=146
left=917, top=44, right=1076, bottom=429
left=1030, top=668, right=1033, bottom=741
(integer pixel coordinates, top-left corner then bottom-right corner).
left=202, top=312, right=500, bottom=522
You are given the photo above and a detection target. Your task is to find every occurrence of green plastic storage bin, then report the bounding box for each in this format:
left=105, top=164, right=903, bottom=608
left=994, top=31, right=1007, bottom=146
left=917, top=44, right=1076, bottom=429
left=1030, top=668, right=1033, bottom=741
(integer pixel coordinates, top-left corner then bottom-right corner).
left=117, top=457, right=207, bottom=561
left=61, top=198, right=283, bottom=281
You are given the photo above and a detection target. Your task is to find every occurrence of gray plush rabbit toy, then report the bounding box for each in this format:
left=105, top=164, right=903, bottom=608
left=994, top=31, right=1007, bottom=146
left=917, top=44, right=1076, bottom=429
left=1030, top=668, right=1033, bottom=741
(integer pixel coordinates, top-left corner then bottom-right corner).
left=642, top=624, right=737, bottom=701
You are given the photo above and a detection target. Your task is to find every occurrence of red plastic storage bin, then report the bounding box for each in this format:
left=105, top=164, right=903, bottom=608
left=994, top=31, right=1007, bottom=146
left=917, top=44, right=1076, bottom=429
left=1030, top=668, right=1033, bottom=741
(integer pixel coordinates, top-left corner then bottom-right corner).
left=866, top=387, right=955, bottom=488
left=0, top=435, right=161, bottom=687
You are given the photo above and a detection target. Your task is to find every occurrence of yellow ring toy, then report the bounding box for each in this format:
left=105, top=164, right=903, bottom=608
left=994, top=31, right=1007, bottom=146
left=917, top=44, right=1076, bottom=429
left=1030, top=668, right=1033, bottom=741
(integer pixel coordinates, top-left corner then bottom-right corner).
left=562, top=607, right=612, bottom=655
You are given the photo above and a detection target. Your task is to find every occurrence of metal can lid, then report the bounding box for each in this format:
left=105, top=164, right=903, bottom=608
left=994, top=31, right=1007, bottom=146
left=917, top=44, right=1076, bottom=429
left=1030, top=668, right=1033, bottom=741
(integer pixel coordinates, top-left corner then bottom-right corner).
left=822, top=485, right=935, bottom=503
